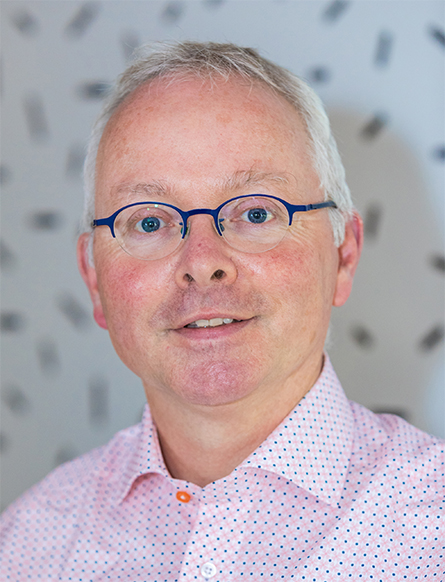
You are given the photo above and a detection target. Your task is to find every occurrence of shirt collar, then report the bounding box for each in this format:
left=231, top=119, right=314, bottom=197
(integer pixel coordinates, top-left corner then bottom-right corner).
left=114, top=404, right=170, bottom=504
left=239, top=355, right=354, bottom=507
left=115, top=355, right=354, bottom=507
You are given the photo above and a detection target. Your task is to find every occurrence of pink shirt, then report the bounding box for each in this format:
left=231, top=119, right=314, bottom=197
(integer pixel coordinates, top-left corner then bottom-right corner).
left=1, top=356, right=443, bottom=580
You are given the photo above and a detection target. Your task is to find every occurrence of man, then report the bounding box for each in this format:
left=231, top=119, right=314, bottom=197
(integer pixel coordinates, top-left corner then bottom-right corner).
left=1, top=41, right=443, bottom=580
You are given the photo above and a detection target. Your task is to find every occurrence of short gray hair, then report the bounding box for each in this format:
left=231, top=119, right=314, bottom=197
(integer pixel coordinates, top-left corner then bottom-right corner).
left=81, top=41, right=353, bottom=245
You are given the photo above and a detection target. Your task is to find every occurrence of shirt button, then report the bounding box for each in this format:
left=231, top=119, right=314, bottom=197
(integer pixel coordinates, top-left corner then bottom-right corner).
left=176, top=491, right=191, bottom=503
left=201, top=562, right=217, bottom=579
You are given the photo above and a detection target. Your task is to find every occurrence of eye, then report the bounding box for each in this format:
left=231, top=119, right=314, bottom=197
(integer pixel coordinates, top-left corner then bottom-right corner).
left=223, top=197, right=283, bottom=227
left=240, top=205, right=274, bottom=225
left=127, top=206, right=174, bottom=235
left=135, top=215, right=165, bottom=233
left=115, top=203, right=183, bottom=253
left=245, top=207, right=269, bottom=224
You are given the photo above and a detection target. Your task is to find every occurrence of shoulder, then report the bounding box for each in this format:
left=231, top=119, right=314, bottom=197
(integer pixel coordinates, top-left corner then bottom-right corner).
left=349, top=400, right=444, bottom=497
left=350, top=400, right=443, bottom=455
left=0, top=421, right=141, bottom=534
left=0, top=421, right=145, bottom=576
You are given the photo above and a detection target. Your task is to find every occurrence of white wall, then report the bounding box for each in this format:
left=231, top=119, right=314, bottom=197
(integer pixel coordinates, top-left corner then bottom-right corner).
left=1, top=0, right=444, bottom=509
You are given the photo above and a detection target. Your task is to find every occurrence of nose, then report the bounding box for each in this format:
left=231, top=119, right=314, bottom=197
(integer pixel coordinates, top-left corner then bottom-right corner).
left=174, top=214, right=238, bottom=288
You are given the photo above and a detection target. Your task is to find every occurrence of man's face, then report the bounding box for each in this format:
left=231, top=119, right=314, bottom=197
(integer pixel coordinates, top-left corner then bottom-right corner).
left=79, top=76, right=359, bottom=410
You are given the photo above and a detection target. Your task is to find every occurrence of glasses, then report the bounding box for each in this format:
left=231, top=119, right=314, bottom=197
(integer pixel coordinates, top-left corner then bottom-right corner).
left=93, top=194, right=337, bottom=260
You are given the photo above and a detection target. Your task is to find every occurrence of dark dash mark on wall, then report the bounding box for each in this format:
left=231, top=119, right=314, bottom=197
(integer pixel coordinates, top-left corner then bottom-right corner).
left=161, top=1, right=185, bottom=24
left=89, top=376, right=109, bottom=425
left=419, top=325, right=444, bottom=351
left=55, top=446, right=78, bottom=467
left=432, top=145, right=445, bottom=161
left=0, top=240, right=16, bottom=270
left=322, top=0, right=350, bottom=22
left=431, top=255, right=445, bottom=273
left=363, top=204, right=382, bottom=240
left=11, top=10, right=39, bottom=35
left=360, top=113, right=388, bottom=140
left=66, top=144, right=85, bottom=179
left=57, top=293, right=90, bottom=329
left=24, top=94, right=49, bottom=141
left=0, top=433, right=9, bottom=454
left=77, top=81, right=110, bottom=100
left=203, top=0, right=225, bottom=8
left=1, top=312, right=24, bottom=332
left=375, top=31, right=393, bottom=66
left=121, top=30, right=140, bottom=61
left=0, top=165, right=12, bottom=186
left=65, top=2, right=100, bottom=38
left=29, top=210, right=62, bottom=231
left=2, top=385, right=31, bottom=415
left=307, top=67, right=331, bottom=83
left=37, top=339, right=60, bottom=376
left=429, top=25, right=445, bottom=48
left=372, top=407, right=409, bottom=422
left=351, top=325, right=374, bottom=348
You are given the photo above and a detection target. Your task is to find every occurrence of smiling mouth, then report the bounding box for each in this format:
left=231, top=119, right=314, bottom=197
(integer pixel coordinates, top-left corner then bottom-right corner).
left=185, top=318, right=242, bottom=329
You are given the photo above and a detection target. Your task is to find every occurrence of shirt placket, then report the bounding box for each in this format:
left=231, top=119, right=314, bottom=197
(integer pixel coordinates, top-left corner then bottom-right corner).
left=179, top=486, right=247, bottom=581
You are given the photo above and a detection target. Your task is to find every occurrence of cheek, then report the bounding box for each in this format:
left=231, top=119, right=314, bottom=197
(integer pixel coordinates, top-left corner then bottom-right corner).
left=248, top=239, right=337, bottom=326
left=256, top=244, right=316, bottom=296
left=97, top=258, right=168, bottom=336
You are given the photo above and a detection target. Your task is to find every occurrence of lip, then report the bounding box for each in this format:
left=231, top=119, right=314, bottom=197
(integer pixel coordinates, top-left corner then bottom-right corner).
left=171, top=316, right=254, bottom=339
left=173, top=318, right=252, bottom=339
left=174, top=313, right=250, bottom=330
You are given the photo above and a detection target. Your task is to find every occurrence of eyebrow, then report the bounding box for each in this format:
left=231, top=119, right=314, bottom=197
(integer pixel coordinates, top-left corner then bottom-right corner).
left=115, top=181, right=172, bottom=198
left=217, top=169, right=291, bottom=191
left=114, top=170, right=291, bottom=200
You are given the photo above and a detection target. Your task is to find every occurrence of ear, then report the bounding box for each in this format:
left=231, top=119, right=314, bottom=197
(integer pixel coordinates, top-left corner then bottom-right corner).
left=333, top=211, right=364, bottom=307
left=77, top=233, right=108, bottom=329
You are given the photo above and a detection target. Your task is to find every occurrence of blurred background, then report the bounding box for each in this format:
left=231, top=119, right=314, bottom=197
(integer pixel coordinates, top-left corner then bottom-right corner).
left=1, top=0, right=444, bottom=509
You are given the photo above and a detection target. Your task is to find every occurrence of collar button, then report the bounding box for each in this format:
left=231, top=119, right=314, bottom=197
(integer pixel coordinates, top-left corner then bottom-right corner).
left=176, top=490, right=191, bottom=503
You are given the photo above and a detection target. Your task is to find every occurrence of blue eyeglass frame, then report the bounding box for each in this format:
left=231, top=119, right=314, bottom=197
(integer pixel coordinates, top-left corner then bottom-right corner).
left=93, top=194, right=338, bottom=238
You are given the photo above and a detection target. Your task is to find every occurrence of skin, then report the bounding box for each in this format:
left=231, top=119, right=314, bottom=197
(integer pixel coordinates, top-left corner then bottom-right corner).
left=78, top=75, right=363, bottom=487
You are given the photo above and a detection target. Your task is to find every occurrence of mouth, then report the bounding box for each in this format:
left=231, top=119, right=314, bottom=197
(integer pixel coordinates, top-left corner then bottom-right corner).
left=184, top=317, right=242, bottom=329
left=171, top=315, right=253, bottom=340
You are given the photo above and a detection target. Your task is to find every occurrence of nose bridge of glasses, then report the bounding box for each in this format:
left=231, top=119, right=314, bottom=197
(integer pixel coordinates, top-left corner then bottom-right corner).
left=182, top=207, right=223, bottom=238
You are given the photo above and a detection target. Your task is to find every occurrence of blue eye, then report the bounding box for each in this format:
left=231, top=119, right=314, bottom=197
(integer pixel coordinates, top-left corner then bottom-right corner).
left=247, top=208, right=268, bottom=224
left=128, top=206, right=178, bottom=237
left=140, top=216, right=161, bottom=232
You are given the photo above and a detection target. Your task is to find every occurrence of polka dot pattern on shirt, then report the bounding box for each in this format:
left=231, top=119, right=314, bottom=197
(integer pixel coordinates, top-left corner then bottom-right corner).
left=1, top=355, right=443, bottom=580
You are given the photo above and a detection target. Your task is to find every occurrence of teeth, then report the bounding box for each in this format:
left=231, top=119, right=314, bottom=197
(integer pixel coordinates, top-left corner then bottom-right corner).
left=186, top=318, right=236, bottom=328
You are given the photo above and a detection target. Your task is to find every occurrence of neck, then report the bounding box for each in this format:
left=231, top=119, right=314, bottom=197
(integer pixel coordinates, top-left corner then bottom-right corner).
left=145, top=355, right=324, bottom=487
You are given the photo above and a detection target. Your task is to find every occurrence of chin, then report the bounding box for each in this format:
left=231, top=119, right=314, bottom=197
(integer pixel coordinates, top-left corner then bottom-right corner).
left=167, top=360, right=261, bottom=407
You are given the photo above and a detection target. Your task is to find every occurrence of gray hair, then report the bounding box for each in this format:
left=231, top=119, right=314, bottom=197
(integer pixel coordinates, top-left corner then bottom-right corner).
left=82, top=41, right=353, bottom=245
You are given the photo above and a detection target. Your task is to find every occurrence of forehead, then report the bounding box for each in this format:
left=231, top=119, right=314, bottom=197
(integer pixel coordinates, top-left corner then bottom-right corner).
left=95, top=75, right=317, bottom=209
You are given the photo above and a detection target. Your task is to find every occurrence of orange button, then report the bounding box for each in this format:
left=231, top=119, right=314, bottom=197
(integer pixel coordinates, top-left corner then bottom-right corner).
left=176, top=491, right=191, bottom=503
